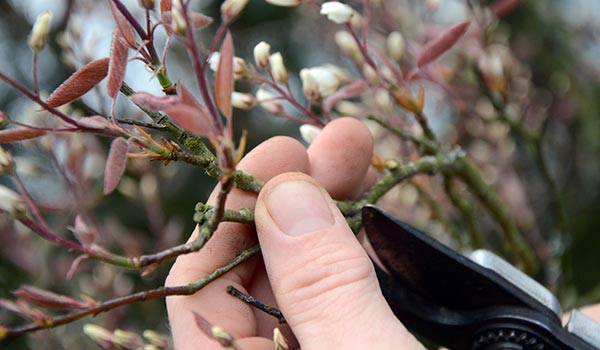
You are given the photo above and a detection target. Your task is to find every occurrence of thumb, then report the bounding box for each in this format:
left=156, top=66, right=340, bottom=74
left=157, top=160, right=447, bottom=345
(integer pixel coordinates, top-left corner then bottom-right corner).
left=255, top=172, right=421, bottom=349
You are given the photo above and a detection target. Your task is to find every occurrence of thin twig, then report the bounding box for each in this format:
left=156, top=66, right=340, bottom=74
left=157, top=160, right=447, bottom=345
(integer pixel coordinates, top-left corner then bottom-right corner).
left=0, top=244, right=260, bottom=339
left=226, top=285, right=287, bottom=324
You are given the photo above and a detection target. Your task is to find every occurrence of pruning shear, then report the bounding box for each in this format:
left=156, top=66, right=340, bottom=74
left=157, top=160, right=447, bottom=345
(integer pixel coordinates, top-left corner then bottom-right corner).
left=361, top=205, right=600, bottom=350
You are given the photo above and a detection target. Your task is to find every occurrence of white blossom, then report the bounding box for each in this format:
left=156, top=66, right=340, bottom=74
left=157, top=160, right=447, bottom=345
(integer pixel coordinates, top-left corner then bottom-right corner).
left=208, top=52, right=249, bottom=80
left=387, top=31, right=405, bottom=62
left=320, top=2, right=354, bottom=24
left=300, top=66, right=340, bottom=97
left=256, top=89, right=283, bottom=115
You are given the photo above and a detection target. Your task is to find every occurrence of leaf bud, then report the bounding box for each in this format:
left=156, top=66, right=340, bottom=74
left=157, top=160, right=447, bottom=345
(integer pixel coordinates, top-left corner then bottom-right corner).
left=83, top=324, right=113, bottom=349
left=113, top=329, right=144, bottom=348
left=29, top=11, right=52, bottom=52
left=172, top=0, right=187, bottom=35
left=0, top=111, right=9, bottom=129
left=273, top=327, right=289, bottom=350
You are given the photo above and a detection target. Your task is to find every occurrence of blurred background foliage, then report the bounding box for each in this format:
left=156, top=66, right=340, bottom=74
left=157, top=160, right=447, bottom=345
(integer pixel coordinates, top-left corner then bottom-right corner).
left=0, top=0, right=599, bottom=348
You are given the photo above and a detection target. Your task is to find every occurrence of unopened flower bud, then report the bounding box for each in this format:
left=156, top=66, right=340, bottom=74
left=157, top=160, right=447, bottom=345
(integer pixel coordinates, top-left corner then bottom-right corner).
left=386, top=31, right=405, bottom=62
left=221, top=0, right=249, bottom=22
left=264, top=0, right=302, bottom=7
left=143, top=330, right=169, bottom=348
left=172, top=0, right=187, bottom=35
left=320, top=1, right=354, bottom=24
left=269, top=52, right=288, bottom=83
left=374, top=88, right=393, bottom=111
left=300, top=68, right=319, bottom=99
left=256, top=88, right=283, bottom=115
left=0, top=147, right=15, bottom=174
left=334, top=30, right=363, bottom=64
left=83, top=324, right=113, bottom=349
left=209, top=52, right=249, bottom=80
left=113, top=329, right=143, bottom=348
left=29, top=11, right=52, bottom=52
left=299, top=124, right=321, bottom=144
left=253, top=41, right=271, bottom=68
left=362, top=63, right=379, bottom=84
left=335, top=100, right=365, bottom=117
left=231, top=91, right=255, bottom=109
left=139, top=0, right=155, bottom=10
left=211, top=326, right=235, bottom=348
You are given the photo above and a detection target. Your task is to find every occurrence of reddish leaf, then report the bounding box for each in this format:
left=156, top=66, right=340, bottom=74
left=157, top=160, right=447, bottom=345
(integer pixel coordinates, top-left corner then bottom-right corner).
left=416, top=21, right=470, bottom=67
left=108, top=0, right=136, bottom=47
left=0, top=128, right=47, bottom=142
left=107, top=30, right=129, bottom=98
left=491, top=0, right=522, bottom=17
left=77, top=115, right=115, bottom=130
left=130, top=92, right=214, bottom=137
left=71, top=215, right=96, bottom=248
left=13, top=285, right=91, bottom=310
left=46, top=58, right=110, bottom=108
left=103, top=137, right=128, bottom=195
left=214, top=32, right=234, bottom=119
left=160, top=0, right=172, bottom=13
left=323, top=79, right=368, bottom=113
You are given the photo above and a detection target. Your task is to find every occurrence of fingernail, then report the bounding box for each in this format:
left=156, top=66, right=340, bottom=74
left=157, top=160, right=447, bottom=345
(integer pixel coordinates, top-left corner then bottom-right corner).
left=265, top=180, right=334, bottom=236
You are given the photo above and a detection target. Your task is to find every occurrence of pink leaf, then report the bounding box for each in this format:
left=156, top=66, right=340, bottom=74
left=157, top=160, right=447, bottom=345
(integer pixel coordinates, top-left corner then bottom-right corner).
left=77, top=115, right=115, bottom=130
left=13, top=285, right=91, bottom=310
left=214, top=32, right=234, bottom=119
left=0, top=128, right=47, bottom=142
left=46, top=58, right=110, bottom=108
left=160, top=0, right=172, bottom=13
left=162, top=104, right=214, bottom=136
left=491, top=0, right=522, bottom=17
left=323, top=79, right=368, bottom=113
left=189, top=12, right=214, bottom=29
left=103, top=137, right=128, bottom=195
left=71, top=215, right=96, bottom=248
left=416, top=21, right=470, bottom=67
left=130, top=92, right=181, bottom=110
left=108, top=0, right=136, bottom=47
left=130, top=91, right=214, bottom=137
left=107, top=30, right=129, bottom=98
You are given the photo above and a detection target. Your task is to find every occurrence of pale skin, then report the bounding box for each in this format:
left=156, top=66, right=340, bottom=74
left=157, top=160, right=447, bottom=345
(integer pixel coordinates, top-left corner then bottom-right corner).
left=166, top=117, right=600, bottom=349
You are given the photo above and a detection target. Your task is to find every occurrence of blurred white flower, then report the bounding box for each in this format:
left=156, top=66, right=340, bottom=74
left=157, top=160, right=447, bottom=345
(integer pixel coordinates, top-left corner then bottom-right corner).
left=300, top=66, right=341, bottom=97
left=299, top=124, right=322, bottom=144
left=320, top=2, right=354, bottom=24
left=264, top=0, right=302, bottom=7
left=387, top=31, right=405, bottom=62
left=256, top=89, right=283, bottom=115
left=0, top=185, right=26, bottom=217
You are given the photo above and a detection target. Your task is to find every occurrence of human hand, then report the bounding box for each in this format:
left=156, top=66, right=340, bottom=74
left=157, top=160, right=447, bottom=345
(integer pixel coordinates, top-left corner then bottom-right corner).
left=165, top=117, right=424, bottom=349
